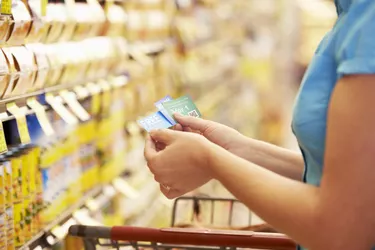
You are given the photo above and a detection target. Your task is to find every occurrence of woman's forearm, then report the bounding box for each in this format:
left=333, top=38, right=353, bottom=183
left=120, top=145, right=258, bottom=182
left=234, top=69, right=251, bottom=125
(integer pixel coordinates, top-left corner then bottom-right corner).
left=235, top=136, right=304, bottom=181
left=208, top=146, right=319, bottom=248
left=207, top=145, right=371, bottom=250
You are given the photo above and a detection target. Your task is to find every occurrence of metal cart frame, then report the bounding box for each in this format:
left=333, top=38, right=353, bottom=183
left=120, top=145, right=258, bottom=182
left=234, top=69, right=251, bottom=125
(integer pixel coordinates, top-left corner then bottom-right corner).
left=68, top=196, right=297, bottom=250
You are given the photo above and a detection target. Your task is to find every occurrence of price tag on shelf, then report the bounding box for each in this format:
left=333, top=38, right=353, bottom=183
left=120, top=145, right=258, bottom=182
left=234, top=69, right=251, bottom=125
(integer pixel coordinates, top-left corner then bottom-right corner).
left=60, top=90, right=91, bottom=122
left=86, top=83, right=101, bottom=115
left=1, top=0, right=12, bottom=15
left=6, top=103, right=31, bottom=145
left=46, top=94, right=78, bottom=125
left=74, top=85, right=90, bottom=99
left=41, top=0, right=47, bottom=16
left=0, top=113, right=7, bottom=154
left=51, top=218, right=77, bottom=240
left=73, top=209, right=102, bottom=226
left=27, top=98, right=54, bottom=136
left=85, top=198, right=100, bottom=212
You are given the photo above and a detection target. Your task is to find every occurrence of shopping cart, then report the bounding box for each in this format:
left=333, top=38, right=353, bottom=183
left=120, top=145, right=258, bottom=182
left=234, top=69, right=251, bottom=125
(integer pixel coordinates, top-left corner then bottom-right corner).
left=68, top=196, right=297, bottom=250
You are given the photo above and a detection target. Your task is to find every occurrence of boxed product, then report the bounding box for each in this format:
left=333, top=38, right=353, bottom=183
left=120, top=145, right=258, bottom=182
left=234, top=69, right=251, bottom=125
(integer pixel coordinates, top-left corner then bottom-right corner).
left=5, top=0, right=32, bottom=46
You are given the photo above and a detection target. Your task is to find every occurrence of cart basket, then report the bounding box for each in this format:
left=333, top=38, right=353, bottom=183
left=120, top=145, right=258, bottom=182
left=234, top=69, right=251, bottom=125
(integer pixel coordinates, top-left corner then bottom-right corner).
left=69, top=225, right=297, bottom=250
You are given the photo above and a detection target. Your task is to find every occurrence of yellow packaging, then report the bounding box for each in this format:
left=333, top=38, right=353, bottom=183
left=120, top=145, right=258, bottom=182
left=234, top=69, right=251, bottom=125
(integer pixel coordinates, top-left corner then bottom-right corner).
left=0, top=162, right=6, bottom=250
left=0, top=211, right=5, bottom=249
left=21, top=152, right=31, bottom=241
left=3, top=160, right=14, bottom=250
left=10, top=158, right=21, bottom=204
left=10, top=156, right=23, bottom=247
left=32, top=147, right=42, bottom=233
left=27, top=149, right=37, bottom=236
left=6, top=0, right=32, bottom=46
left=5, top=206, right=13, bottom=250
left=13, top=203, right=24, bottom=247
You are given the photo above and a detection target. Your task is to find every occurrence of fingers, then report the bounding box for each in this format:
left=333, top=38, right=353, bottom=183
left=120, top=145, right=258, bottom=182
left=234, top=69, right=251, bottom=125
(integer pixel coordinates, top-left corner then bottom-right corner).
left=160, top=184, right=180, bottom=199
left=173, top=124, right=183, bottom=131
left=150, top=129, right=179, bottom=145
left=144, top=135, right=158, bottom=160
left=174, top=113, right=210, bottom=133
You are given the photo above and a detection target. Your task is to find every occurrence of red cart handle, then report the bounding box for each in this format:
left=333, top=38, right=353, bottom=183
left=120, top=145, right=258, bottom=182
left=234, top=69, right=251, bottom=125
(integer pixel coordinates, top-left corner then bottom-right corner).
left=69, top=225, right=297, bottom=250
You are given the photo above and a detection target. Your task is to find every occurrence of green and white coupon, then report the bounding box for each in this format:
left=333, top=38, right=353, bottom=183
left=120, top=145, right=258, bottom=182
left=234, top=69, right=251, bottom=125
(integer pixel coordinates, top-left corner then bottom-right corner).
left=162, top=95, right=201, bottom=121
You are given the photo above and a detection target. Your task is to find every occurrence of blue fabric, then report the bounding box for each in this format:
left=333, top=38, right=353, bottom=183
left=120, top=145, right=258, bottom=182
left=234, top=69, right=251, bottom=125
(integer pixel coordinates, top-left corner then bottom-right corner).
left=292, top=0, right=375, bottom=249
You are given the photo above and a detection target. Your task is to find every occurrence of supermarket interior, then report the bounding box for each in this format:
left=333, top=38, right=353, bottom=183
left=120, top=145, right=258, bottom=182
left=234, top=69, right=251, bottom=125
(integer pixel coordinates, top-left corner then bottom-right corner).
left=0, top=0, right=339, bottom=249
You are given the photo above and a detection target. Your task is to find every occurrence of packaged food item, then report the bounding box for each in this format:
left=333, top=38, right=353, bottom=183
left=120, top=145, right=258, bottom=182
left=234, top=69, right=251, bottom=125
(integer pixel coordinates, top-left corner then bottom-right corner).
left=146, top=10, right=168, bottom=40
left=10, top=152, right=24, bottom=248
left=43, top=0, right=65, bottom=43
left=7, top=46, right=36, bottom=96
left=5, top=0, right=32, bottom=46
left=20, top=149, right=32, bottom=241
left=0, top=16, right=11, bottom=45
left=126, top=9, right=144, bottom=42
left=1, top=48, right=19, bottom=99
left=24, top=44, right=49, bottom=92
left=105, top=3, right=127, bottom=37
left=32, top=147, right=43, bottom=233
left=0, top=157, right=6, bottom=250
left=59, top=0, right=77, bottom=42
left=112, top=37, right=128, bottom=76
left=86, top=0, right=106, bottom=37
left=26, top=0, right=49, bottom=43
left=3, top=154, right=14, bottom=250
left=71, top=2, right=94, bottom=41
left=0, top=50, right=10, bottom=99
left=44, top=44, right=63, bottom=87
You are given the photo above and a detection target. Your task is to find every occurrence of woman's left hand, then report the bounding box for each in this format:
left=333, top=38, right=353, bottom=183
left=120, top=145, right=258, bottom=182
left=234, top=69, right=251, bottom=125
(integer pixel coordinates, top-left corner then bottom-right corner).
left=144, top=129, right=215, bottom=199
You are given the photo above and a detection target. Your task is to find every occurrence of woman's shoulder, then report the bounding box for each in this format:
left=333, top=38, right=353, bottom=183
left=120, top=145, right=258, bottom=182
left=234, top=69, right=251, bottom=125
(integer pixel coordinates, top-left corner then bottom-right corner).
left=335, top=0, right=375, bottom=76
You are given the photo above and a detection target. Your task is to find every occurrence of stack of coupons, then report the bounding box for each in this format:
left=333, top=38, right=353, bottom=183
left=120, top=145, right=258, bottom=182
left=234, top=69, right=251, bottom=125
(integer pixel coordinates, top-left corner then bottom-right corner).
left=137, top=95, right=202, bottom=132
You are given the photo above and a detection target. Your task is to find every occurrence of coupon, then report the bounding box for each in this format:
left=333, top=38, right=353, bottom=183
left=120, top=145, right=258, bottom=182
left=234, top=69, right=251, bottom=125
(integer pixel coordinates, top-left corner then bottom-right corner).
left=162, top=95, right=201, bottom=122
left=154, top=95, right=176, bottom=125
left=137, top=111, right=173, bottom=132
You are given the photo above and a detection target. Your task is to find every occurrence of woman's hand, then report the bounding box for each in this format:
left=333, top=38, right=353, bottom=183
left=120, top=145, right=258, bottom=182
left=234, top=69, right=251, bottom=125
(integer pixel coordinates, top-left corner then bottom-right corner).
left=173, top=113, right=247, bottom=156
left=144, top=128, right=217, bottom=199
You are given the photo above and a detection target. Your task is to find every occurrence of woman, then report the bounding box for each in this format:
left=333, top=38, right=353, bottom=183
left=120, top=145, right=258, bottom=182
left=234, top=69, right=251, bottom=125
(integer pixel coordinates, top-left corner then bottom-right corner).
left=144, top=0, right=375, bottom=249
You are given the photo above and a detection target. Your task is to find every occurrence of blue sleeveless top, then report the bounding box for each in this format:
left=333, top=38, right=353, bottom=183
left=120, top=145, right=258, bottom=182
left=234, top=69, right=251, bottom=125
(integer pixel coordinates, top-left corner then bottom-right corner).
left=292, top=0, right=375, bottom=249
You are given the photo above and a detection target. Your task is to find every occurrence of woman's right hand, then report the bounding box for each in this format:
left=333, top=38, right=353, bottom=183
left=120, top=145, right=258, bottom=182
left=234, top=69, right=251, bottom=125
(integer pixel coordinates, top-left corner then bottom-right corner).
left=173, top=113, right=248, bottom=156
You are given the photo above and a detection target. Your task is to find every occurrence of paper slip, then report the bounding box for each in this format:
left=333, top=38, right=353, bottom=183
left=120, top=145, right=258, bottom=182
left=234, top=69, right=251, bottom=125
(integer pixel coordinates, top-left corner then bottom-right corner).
left=137, top=111, right=173, bottom=132
left=162, top=95, right=201, bottom=122
left=154, top=95, right=176, bottom=125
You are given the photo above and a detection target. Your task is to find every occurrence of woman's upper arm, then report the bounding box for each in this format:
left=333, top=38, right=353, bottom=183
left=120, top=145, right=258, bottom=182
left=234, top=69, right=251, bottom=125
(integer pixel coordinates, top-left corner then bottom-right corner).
left=318, top=75, right=375, bottom=249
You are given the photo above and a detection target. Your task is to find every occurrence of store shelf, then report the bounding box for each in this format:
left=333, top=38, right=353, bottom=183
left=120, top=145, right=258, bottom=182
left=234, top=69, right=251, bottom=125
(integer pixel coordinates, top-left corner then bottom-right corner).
left=19, top=186, right=103, bottom=250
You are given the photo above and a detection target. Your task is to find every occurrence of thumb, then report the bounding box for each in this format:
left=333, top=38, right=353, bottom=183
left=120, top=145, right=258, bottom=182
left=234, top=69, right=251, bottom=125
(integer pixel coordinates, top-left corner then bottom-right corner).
left=174, top=113, right=211, bottom=133
left=150, top=129, right=178, bottom=145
